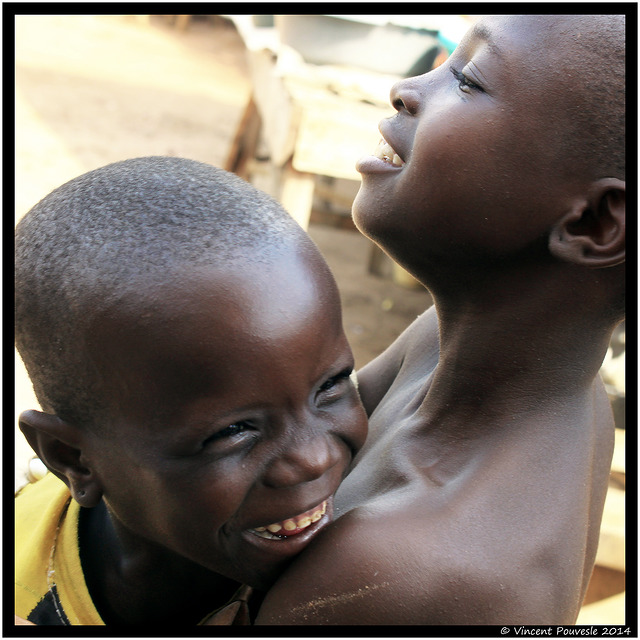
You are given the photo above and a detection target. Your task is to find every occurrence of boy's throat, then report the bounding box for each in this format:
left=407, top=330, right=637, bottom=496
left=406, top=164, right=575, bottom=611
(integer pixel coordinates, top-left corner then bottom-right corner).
left=77, top=501, right=241, bottom=625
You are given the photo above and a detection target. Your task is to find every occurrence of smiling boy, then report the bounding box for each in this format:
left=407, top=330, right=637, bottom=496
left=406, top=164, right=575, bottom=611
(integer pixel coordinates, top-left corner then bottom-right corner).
left=256, top=14, right=626, bottom=625
left=14, top=157, right=367, bottom=625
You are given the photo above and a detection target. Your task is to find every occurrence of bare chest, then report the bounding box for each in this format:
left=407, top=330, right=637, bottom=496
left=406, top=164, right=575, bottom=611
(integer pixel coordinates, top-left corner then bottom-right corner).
left=335, top=377, right=433, bottom=515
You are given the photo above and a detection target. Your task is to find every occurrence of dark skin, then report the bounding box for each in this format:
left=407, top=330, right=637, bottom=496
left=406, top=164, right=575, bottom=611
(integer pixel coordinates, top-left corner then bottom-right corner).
left=256, top=15, right=624, bottom=624
left=19, top=246, right=368, bottom=625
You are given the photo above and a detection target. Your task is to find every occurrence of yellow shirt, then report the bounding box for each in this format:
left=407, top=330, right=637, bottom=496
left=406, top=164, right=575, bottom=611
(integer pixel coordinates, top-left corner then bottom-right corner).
left=15, top=472, right=253, bottom=625
left=15, top=473, right=103, bottom=624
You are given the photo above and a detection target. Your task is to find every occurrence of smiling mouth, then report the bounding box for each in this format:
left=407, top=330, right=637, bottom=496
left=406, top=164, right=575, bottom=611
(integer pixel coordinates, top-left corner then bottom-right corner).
left=373, top=138, right=405, bottom=167
left=249, top=500, right=328, bottom=540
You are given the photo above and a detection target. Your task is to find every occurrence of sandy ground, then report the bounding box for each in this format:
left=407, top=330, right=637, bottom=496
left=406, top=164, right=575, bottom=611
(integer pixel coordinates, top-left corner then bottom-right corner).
left=14, top=14, right=432, bottom=488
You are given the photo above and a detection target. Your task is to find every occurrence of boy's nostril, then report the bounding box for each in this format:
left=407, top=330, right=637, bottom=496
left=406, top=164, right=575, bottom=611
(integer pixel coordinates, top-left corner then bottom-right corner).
left=391, top=89, right=421, bottom=116
left=262, top=438, right=340, bottom=488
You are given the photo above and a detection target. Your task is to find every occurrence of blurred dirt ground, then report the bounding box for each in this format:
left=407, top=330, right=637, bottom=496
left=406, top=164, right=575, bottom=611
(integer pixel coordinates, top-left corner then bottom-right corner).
left=14, top=14, right=432, bottom=488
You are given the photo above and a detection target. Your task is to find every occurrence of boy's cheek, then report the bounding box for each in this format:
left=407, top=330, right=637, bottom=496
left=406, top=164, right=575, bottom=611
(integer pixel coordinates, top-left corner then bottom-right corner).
left=348, top=407, right=369, bottom=454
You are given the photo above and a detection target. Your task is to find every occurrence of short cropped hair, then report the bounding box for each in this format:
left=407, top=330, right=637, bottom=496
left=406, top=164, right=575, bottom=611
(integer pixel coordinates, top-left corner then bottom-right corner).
left=15, top=157, right=307, bottom=428
left=555, top=14, right=625, bottom=179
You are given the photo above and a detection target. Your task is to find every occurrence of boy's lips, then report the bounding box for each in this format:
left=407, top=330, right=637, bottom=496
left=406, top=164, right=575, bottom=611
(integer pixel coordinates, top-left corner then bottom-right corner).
left=237, top=498, right=335, bottom=582
left=249, top=499, right=328, bottom=540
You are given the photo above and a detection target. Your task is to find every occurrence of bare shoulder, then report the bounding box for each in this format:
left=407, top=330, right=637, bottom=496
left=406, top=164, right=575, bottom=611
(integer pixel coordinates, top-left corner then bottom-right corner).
left=255, top=504, right=433, bottom=624
left=356, top=306, right=438, bottom=415
left=255, top=497, right=549, bottom=625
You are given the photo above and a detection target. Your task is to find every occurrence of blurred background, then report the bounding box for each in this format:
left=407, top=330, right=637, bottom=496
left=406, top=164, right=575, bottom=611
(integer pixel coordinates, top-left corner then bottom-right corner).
left=13, top=13, right=625, bottom=624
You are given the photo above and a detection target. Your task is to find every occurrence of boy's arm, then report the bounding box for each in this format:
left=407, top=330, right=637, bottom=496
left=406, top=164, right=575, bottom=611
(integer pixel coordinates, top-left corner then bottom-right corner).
left=356, top=305, right=438, bottom=416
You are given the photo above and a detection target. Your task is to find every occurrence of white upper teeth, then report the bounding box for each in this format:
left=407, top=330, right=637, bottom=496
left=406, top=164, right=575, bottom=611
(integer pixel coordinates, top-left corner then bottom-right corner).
left=251, top=501, right=327, bottom=540
left=374, top=139, right=404, bottom=167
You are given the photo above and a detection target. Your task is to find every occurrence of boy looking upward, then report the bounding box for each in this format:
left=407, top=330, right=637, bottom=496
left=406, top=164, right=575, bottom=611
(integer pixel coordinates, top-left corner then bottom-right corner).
left=14, top=157, right=367, bottom=625
left=256, top=14, right=626, bottom=625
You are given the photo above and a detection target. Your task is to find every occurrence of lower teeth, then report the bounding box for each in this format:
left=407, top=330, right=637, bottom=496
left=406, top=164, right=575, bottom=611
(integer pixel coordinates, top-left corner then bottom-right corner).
left=251, top=529, right=287, bottom=540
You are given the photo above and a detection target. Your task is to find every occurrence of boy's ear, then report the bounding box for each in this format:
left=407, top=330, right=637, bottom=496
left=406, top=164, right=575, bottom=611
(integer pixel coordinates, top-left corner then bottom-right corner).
left=549, top=178, right=625, bottom=268
left=19, top=409, right=103, bottom=508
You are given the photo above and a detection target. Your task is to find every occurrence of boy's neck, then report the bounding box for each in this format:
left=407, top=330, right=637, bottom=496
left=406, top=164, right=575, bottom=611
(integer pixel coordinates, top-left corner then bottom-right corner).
left=79, top=501, right=242, bottom=625
left=423, top=260, right=614, bottom=416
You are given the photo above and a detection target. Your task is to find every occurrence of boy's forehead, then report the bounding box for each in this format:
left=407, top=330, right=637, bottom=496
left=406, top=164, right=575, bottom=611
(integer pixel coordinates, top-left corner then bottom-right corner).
left=83, top=247, right=345, bottom=407
left=476, top=14, right=610, bottom=52
left=459, top=16, right=550, bottom=75
left=92, top=245, right=338, bottom=328
left=464, top=14, right=614, bottom=107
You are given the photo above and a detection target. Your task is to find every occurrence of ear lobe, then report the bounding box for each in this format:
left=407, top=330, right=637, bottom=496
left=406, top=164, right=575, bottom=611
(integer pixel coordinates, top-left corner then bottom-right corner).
left=549, top=178, right=625, bottom=268
left=19, top=410, right=103, bottom=508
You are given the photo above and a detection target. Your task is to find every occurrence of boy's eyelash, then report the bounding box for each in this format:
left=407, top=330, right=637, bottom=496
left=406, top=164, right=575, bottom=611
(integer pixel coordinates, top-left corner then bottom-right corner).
left=319, top=367, right=353, bottom=393
left=218, top=423, right=249, bottom=437
left=203, top=421, right=251, bottom=446
left=450, top=66, right=483, bottom=93
left=200, top=367, right=355, bottom=447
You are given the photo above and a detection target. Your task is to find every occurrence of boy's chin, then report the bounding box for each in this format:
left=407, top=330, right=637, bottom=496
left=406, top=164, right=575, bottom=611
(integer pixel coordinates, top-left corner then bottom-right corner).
left=351, top=204, right=398, bottom=258
left=351, top=193, right=381, bottom=243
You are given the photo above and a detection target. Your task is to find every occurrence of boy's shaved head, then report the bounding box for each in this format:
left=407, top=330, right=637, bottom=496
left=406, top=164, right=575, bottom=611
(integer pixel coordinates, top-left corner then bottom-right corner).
left=15, top=157, right=311, bottom=429
left=523, top=14, right=625, bottom=179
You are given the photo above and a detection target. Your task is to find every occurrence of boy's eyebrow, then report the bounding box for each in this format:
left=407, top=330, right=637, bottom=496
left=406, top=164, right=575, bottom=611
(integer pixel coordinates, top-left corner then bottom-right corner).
left=469, top=22, right=504, bottom=58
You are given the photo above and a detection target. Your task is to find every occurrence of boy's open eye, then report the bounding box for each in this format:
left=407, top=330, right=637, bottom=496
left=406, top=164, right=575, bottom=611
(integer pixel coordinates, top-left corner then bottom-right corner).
left=217, top=422, right=250, bottom=438
left=202, top=421, right=253, bottom=448
left=316, top=367, right=354, bottom=402
left=450, top=65, right=483, bottom=94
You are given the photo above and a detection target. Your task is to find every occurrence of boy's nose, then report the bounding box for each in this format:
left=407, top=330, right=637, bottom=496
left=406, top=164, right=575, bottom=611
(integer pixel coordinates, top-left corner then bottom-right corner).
left=390, top=76, right=424, bottom=115
left=262, top=434, right=340, bottom=488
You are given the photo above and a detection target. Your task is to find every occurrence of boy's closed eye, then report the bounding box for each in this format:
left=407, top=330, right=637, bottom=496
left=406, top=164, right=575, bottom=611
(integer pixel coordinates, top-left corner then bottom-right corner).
left=450, top=65, right=485, bottom=93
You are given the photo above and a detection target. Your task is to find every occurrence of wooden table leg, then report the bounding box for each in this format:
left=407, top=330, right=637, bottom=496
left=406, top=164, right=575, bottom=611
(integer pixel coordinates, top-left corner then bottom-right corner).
left=280, top=160, right=315, bottom=230
left=225, top=96, right=261, bottom=180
